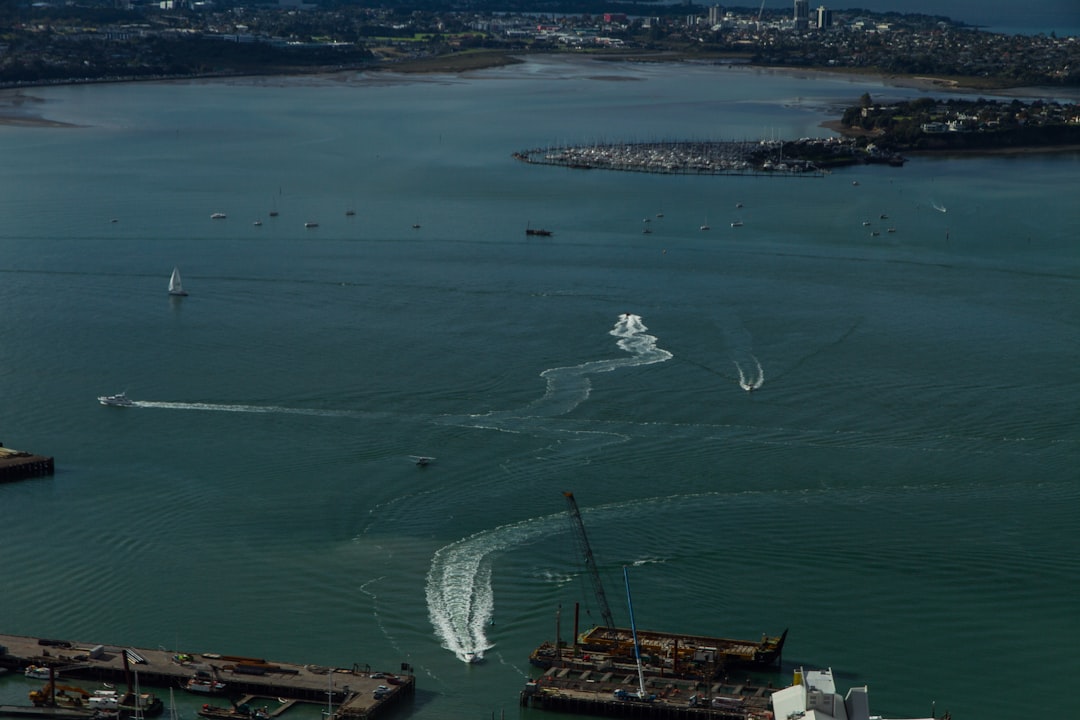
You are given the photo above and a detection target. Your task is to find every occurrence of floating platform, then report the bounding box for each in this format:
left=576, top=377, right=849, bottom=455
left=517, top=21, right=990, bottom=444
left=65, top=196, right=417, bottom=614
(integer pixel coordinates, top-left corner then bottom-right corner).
left=521, top=665, right=779, bottom=719
left=531, top=626, right=786, bottom=680
left=0, top=446, right=54, bottom=483
left=523, top=665, right=938, bottom=720
left=0, top=634, right=413, bottom=720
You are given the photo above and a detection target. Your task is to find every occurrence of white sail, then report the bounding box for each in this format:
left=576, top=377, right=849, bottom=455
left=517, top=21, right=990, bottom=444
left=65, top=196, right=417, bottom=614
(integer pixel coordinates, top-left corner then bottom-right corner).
left=169, top=266, right=188, bottom=296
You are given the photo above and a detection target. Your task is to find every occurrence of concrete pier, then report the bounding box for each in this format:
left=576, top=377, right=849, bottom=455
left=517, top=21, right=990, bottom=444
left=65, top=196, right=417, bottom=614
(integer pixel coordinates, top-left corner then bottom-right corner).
left=0, top=446, right=54, bottom=483
left=0, top=634, right=413, bottom=720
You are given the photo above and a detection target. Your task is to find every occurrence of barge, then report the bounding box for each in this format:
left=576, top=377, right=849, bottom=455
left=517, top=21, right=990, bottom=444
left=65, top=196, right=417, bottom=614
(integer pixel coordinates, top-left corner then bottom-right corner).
left=522, top=665, right=942, bottom=720
left=531, top=626, right=786, bottom=680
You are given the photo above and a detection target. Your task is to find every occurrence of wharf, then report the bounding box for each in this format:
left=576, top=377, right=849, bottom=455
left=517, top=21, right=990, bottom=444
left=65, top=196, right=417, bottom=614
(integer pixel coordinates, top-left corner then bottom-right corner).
left=0, top=446, right=54, bottom=483
left=521, top=666, right=778, bottom=720
left=0, top=634, right=413, bottom=720
left=0, top=709, right=99, bottom=720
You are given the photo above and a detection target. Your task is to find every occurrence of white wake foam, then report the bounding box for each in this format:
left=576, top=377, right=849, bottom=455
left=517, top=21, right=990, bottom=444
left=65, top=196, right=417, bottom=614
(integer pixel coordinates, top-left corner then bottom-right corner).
left=527, top=313, right=672, bottom=416
left=734, top=355, right=764, bottom=392
left=428, top=314, right=672, bottom=662
left=425, top=514, right=559, bottom=663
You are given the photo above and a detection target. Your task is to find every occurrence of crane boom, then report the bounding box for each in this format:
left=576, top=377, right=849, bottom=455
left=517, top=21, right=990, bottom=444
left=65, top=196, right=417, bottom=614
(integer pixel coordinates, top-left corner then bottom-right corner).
left=563, top=491, right=615, bottom=628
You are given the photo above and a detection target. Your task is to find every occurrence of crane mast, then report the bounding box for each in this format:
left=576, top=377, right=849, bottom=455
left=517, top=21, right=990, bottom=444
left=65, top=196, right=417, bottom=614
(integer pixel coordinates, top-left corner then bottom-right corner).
left=563, top=491, right=615, bottom=629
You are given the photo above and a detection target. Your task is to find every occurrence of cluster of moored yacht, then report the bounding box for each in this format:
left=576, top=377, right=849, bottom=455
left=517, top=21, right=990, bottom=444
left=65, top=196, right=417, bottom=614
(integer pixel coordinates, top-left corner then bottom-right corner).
left=22, top=664, right=241, bottom=720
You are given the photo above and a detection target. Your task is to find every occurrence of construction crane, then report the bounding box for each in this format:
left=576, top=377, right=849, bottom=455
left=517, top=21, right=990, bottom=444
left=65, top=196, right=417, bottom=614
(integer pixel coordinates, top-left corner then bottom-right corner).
left=563, top=491, right=615, bottom=629
left=758, top=0, right=766, bottom=22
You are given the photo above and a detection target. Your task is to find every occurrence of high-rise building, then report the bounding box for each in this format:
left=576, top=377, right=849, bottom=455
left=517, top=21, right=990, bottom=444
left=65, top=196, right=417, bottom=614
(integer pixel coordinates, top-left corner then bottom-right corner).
left=708, top=5, right=723, bottom=26
left=816, top=5, right=833, bottom=29
left=794, top=0, right=810, bottom=31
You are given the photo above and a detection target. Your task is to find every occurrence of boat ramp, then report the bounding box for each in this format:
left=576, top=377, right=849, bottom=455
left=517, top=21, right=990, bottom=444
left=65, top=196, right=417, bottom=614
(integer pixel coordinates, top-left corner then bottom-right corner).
left=0, top=633, right=412, bottom=720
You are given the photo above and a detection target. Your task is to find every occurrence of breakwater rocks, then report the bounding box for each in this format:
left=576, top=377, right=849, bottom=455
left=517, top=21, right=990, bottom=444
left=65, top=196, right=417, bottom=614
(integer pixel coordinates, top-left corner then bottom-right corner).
left=514, top=137, right=904, bottom=176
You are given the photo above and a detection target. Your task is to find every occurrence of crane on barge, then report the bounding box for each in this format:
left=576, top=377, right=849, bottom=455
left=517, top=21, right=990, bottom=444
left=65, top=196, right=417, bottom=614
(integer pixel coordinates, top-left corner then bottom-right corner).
left=563, top=491, right=615, bottom=629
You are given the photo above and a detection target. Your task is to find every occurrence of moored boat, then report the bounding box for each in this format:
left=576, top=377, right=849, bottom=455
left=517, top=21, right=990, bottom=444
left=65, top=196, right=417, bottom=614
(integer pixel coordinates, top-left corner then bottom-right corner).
left=87, top=689, right=163, bottom=719
left=182, top=676, right=226, bottom=696
left=196, top=704, right=268, bottom=720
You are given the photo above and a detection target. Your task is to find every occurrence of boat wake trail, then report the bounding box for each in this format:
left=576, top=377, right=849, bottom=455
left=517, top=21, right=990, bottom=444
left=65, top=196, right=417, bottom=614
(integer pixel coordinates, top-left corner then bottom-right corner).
left=428, top=314, right=671, bottom=663
left=132, top=401, right=393, bottom=421
left=426, top=513, right=563, bottom=664
left=734, top=356, right=764, bottom=393
left=463, top=313, right=672, bottom=424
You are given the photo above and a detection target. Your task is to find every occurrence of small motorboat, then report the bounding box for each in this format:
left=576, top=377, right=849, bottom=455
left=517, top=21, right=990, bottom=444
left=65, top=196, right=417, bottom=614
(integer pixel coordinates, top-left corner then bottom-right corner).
left=24, top=665, right=55, bottom=680
left=184, top=675, right=227, bottom=695
left=98, top=392, right=135, bottom=407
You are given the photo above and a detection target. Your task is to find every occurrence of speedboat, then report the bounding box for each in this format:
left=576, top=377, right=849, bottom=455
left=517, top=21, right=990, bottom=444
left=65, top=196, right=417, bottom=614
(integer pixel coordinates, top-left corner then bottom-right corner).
left=99, top=392, right=135, bottom=407
left=24, top=665, right=54, bottom=680
left=210, top=212, right=226, bottom=220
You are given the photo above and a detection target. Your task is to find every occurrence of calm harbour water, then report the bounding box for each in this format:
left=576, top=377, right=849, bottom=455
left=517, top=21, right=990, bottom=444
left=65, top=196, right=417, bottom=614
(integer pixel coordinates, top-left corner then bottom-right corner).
left=1, top=57, right=1078, bottom=720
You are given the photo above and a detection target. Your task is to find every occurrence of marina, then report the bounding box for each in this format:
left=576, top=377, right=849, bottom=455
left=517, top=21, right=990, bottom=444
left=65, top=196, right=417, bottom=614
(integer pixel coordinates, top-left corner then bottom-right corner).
left=0, top=635, right=412, bottom=720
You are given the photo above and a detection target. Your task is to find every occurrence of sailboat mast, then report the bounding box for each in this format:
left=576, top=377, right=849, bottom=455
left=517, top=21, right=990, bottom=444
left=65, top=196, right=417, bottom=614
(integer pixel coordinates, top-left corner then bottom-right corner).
left=622, top=566, right=647, bottom=700
left=324, top=668, right=333, bottom=719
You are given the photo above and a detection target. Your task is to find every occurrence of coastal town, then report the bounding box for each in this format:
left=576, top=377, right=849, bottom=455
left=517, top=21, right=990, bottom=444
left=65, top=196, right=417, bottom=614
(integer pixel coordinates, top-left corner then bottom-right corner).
left=1, top=1, right=1078, bottom=88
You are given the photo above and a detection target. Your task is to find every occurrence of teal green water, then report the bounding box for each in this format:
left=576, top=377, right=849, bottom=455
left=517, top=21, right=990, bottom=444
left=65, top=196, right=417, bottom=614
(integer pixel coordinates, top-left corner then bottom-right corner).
left=1, top=58, right=1078, bottom=720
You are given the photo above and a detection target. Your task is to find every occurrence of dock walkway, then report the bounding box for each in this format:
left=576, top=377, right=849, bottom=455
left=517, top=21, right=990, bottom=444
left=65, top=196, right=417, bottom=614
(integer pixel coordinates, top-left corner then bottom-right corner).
left=0, top=634, right=412, bottom=720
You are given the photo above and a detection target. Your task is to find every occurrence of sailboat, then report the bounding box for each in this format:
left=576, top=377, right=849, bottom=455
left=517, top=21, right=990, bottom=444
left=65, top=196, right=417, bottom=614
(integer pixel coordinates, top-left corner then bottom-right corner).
left=168, top=267, right=188, bottom=297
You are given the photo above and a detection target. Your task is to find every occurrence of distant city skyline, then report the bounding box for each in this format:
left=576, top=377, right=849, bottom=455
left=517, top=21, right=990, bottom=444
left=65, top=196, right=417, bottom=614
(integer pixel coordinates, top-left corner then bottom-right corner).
left=759, top=0, right=1079, bottom=35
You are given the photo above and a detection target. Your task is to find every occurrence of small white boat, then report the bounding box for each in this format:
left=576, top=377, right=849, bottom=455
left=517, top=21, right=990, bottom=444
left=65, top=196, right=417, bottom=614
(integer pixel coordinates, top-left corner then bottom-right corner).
left=24, top=665, right=54, bottom=680
left=169, top=266, right=188, bottom=297
left=99, top=392, right=135, bottom=407
left=730, top=221, right=743, bottom=228
left=210, top=212, right=226, bottom=220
